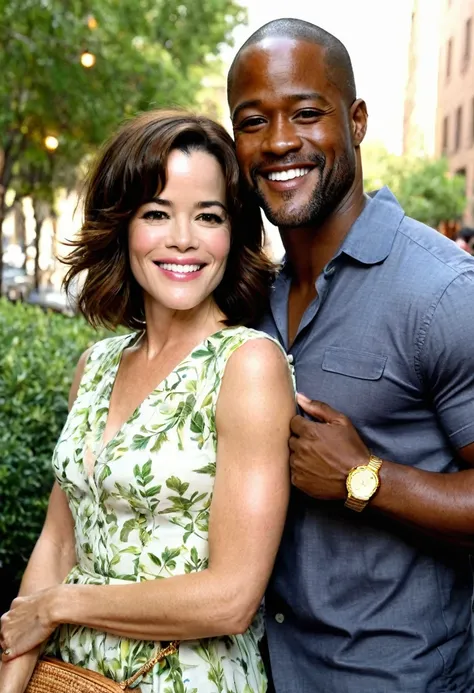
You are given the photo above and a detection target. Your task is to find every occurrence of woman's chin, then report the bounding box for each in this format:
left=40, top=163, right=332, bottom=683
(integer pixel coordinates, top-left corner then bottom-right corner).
left=144, top=292, right=211, bottom=315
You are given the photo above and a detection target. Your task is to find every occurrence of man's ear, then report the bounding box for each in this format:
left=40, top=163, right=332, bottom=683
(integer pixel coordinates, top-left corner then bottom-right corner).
left=350, top=99, right=368, bottom=147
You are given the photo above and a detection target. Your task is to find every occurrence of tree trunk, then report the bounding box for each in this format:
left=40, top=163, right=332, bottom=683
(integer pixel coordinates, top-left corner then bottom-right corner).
left=32, top=199, right=48, bottom=291
left=14, top=199, right=27, bottom=267
left=0, top=134, right=28, bottom=294
left=0, top=187, right=6, bottom=297
left=50, top=211, right=58, bottom=286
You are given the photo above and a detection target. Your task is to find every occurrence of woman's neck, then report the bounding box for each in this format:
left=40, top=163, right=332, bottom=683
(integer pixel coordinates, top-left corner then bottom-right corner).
left=139, top=297, right=227, bottom=360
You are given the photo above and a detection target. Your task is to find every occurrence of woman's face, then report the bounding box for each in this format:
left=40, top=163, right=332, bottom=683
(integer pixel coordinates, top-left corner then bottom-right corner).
left=129, top=149, right=231, bottom=315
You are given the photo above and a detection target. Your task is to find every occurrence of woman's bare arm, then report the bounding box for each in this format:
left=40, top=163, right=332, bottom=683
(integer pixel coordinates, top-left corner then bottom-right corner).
left=16, top=338, right=294, bottom=645
left=0, top=484, right=76, bottom=692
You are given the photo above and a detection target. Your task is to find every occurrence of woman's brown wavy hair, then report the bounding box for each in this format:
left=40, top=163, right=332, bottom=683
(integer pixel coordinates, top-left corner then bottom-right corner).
left=63, top=109, right=275, bottom=330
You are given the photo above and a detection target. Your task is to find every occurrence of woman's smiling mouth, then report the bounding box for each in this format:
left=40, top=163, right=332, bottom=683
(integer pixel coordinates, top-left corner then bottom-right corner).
left=152, top=260, right=206, bottom=281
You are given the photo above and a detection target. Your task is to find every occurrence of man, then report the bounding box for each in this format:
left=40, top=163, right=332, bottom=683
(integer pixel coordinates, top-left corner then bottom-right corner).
left=456, top=226, right=474, bottom=254
left=227, top=18, right=474, bottom=693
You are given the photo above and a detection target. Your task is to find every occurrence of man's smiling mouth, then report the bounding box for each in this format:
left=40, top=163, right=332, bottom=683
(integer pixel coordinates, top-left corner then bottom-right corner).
left=265, top=167, right=312, bottom=182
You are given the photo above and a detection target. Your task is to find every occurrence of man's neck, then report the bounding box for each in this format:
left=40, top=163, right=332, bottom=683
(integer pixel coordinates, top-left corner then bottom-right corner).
left=281, top=186, right=366, bottom=287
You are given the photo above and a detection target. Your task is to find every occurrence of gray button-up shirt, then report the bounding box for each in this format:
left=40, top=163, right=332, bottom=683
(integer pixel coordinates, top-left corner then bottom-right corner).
left=258, top=188, right=474, bottom=692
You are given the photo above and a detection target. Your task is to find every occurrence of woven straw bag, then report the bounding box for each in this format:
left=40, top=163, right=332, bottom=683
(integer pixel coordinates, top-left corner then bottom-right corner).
left=25, top=641, right=179, bottom=692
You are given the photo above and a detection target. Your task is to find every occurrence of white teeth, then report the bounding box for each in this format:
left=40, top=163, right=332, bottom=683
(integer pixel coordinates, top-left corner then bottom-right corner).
left=157, top=263, right=202, bottom=273
left=267, top=168, right=311, bottom=181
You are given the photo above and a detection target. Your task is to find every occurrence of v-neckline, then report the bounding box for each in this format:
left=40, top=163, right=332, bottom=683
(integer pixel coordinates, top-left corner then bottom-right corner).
left=97, top=326, right=231, bottom=455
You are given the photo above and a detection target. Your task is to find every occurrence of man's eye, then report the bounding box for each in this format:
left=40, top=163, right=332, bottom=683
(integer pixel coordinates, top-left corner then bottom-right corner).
left=141, top=210, right=168, bottom=220
left=238, top=116, right=266, bottom=130
left=197, top=213, right=224, bottom=225
left=297, top=109, right=322, bottom=120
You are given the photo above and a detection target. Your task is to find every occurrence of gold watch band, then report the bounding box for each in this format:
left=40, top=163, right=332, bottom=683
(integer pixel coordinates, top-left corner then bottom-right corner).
left=344, top=496, right=367, bottom=512
left=367, top=455, right=382, bottom=474
left=345, top=455, right=383, bottom=512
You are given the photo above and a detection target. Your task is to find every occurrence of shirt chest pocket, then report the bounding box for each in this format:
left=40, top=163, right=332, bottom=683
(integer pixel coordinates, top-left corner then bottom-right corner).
left=322, top=347, right=387, bottom=380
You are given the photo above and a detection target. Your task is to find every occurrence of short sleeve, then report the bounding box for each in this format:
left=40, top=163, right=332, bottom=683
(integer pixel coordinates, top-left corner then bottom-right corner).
left=418, top=269, right=474, bottom=448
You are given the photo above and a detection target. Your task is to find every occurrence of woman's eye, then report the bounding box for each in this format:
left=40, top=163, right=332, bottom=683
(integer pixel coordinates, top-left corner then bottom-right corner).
left=141, top=210, right=168, bottom=221
left=197, top=213, right=224, bottom=225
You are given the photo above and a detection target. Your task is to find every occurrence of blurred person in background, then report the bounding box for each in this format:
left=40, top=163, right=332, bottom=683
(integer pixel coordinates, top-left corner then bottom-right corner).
left=0, top=110, right=295, bottom=693
left=455, top=226, right=474, bottom=254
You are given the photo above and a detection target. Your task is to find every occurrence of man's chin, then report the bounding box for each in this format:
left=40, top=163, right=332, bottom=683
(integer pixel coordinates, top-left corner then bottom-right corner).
left=260, top=202, right=314, bottom=229
left=253, top=186, right=320, bottom=228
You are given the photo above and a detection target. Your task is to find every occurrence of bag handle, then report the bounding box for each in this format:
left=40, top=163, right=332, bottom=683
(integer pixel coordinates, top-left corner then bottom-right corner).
left=119, top=640, right=180, bottom=689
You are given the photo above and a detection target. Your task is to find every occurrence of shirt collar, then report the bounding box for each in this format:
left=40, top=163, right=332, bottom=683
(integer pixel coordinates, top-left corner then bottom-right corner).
left=338, top=186, right=404, bottom=265
left=276, top=186, right=404, bottom=279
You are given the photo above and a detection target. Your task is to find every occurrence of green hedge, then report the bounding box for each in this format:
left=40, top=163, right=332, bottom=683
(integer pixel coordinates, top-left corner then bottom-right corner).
left=0, top=298, right=116, bottom=603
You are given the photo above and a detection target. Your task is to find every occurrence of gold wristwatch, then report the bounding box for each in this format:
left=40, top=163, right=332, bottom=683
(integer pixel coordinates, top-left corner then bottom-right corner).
left=345, top=455, right=383, bottom=512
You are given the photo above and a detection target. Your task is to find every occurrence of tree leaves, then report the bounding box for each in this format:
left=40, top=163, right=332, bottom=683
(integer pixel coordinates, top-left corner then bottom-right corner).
left=363, top=144, right=466, bottom=227
left=0, top=0, right=247, bottom=289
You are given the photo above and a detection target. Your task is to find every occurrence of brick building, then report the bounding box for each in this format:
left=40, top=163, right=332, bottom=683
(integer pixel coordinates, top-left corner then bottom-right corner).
left=436, top=0, right=474, bottom=222
left=403, top=0, right=442, bottom=157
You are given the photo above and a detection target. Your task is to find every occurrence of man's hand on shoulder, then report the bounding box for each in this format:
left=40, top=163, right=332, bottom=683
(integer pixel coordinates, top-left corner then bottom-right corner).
left=290, top=394, right=370, bottom=500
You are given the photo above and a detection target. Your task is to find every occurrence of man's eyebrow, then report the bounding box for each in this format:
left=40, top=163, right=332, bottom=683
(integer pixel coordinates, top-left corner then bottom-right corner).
left=291, top=92, right=331, bottom=106
left=232, top=92, right=330, bottom=122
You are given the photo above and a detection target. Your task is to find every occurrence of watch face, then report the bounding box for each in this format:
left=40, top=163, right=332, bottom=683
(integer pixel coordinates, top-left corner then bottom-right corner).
left=349, top=467, right=378, bottom=500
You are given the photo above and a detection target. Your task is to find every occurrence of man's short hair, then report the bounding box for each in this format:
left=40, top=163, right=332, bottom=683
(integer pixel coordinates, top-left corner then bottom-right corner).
left=228, top=18, right=356, bottom=105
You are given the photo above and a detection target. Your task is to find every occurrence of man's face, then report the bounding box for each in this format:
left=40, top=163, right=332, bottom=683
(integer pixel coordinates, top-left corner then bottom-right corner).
left=229, top=38, right=357, bottom=229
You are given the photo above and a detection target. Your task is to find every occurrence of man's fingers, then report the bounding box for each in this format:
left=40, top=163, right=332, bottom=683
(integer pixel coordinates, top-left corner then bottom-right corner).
left=290, top=414, right=313, bottom=436
left=288, top=434, right=300, bottom=451
left=296, top=394, right=344, bottom=423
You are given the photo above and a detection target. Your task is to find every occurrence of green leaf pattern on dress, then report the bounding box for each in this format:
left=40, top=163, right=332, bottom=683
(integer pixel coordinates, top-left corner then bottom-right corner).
left=45, top=327, right=294, bottom=692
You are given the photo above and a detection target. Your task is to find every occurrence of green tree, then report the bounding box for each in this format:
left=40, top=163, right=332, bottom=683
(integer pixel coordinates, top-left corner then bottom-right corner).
left=363, top=143, right=466, bottom=228
left=394, top=158, right=466, bottom=229
left=0, top=0, right=246, bottom=291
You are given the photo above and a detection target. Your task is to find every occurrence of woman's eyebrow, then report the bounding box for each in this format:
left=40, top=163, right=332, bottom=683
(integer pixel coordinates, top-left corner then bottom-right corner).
left=196, top=201, right=227, bottom=212
left=147, top=196, right=171, bottom=206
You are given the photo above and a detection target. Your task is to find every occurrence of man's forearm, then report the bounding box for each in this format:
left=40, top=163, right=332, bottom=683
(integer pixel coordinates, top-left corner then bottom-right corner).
left=372, top=462, right=474, bottom=542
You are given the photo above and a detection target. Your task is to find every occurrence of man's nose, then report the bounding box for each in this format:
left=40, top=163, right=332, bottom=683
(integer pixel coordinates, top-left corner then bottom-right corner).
left=262, top=116, right=302, bottom=157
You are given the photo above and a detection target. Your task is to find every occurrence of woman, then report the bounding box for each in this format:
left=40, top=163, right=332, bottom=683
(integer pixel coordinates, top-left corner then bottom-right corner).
left=0, top=110, right=295, bottom=692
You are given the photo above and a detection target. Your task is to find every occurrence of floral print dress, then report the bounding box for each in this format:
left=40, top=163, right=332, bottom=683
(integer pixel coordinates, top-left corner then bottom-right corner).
left=45, top=326, right=292, bottom=693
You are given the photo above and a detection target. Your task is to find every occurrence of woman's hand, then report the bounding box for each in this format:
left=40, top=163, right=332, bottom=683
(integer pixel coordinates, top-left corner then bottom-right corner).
left=0, top=588, right=58, bottom=661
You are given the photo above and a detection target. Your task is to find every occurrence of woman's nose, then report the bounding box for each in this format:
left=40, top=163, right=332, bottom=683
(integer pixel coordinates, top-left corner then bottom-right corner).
left=166, top=219, right=199, bottom=251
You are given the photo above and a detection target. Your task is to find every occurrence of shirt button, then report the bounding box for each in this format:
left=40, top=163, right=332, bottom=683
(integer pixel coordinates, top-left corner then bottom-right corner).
left=275, top=613, right=285, bottom=624
left=287, top=354, right=294, bottom=364
left=325, top=265, right=335, bottom=276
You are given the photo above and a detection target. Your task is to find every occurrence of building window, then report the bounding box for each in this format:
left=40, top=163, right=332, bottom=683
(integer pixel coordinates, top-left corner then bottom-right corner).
left=455, top=106, right=463, bottom=151
left=446, top=38, right=453, bottom=79
left=454, top=168, right=467, bottom=197
left=464, top=18, right=472, bottom=67
left=443, top=115, right=449, bottom=154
